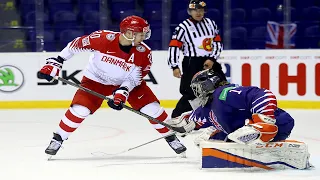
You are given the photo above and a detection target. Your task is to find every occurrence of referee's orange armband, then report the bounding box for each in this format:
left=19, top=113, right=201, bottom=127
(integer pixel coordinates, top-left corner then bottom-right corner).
left=169, top=39, right=183, bottom=48
left=213, top=35, right=222, bottom=42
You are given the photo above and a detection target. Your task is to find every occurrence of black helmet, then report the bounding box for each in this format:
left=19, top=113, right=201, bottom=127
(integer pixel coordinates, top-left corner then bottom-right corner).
left=188, top=0, right=207, bottom=13
left=190, top=69, right=222, bottom=106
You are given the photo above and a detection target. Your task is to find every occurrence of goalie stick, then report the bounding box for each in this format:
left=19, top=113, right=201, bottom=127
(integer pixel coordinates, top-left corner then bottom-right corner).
left=54, top=76, right=187, bottom=133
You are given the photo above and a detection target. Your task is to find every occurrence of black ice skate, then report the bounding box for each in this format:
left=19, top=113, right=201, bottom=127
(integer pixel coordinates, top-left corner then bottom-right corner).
left=165, top=135, right=187, bottom=154
left=45, top=133, right=63, bottom=156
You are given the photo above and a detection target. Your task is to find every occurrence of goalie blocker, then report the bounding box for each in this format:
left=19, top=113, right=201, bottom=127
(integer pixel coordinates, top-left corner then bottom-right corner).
left=200, top=140, right=313, bottom=170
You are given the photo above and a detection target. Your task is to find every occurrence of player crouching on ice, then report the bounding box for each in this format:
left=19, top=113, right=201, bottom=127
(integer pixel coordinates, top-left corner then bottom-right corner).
left=167, top=69, right=313, bottom=170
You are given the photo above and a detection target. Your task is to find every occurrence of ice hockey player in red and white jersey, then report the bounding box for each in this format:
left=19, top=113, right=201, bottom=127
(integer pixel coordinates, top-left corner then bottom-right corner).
left=38, top=15, right=187, bottom=156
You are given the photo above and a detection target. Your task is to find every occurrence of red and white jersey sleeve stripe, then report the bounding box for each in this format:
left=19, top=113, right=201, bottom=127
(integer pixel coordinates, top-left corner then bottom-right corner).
left=250, top=89, right=277, bottom=118
left=58, top=31, right=112, bottom=60
left=58, top=35, right=96, bottom=60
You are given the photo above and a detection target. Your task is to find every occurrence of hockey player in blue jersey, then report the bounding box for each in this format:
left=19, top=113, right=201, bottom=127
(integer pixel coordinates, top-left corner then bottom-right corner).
left=168, top=69, right=295, bottom=146
left=167, top=69, right=314, bottom=169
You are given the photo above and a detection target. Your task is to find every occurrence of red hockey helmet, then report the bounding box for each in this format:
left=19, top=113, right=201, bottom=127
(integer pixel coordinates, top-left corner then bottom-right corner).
left=120, top=15, right=151, bottom=40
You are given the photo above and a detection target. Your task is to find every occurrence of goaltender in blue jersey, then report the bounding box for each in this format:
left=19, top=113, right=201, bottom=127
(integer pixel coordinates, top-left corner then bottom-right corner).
left=167, top=69, right=312, bottom=169
left=190, top=76, right=294, bottom=144
left=175, top=69, right=294, bottom=145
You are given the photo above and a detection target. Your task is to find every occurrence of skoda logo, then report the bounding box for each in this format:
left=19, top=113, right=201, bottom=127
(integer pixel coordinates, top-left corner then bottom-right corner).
left=0, top=65, right=24, bottom=92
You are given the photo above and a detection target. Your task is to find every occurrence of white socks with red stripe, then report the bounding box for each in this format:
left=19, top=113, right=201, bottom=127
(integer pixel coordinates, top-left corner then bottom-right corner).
left=140, top=102, right=171, bottom=136
left=56, top=103, right=170, bottom=140
left=56, top=104, right=90, bottom=140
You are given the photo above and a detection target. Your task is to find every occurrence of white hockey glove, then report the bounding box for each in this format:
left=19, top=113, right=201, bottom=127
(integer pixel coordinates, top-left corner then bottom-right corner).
left=166, top=111, right=196, bottom=135
left=194, top=126, right=219, bottom=147
left=38, top=56, right=64, bottom=82
left=228, top=114, right=278, bottom=146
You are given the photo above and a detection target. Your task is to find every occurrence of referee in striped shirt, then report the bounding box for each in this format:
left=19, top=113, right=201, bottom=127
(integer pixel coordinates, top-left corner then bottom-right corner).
left=167, top=0, right=226, bottom=118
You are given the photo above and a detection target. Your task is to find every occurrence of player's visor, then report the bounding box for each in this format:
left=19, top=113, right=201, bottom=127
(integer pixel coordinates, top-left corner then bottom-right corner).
left=143, top=26, right=151, bottom=40
left=134, top=31, right=151, bottom=40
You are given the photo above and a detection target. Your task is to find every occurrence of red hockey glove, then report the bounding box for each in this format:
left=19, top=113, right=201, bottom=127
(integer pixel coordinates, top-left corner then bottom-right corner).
left=37, top=56, right=64, bottom=82
left=107, top=87, right=129, bottom=110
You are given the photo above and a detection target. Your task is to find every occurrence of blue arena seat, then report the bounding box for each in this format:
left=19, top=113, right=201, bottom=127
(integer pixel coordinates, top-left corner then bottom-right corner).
left=251, top=8, right=272, bottom=23
left=78, top=0, right=99, bottom=13
left=231, top=8, right=246, bottom=25
left=303, top=25, right=320, bottom=48
left=247, top=26, right=267, bottom=49
left=82, top=11, right=102, bottom=34
left=48, top=0, right=73, bottom=13
left=53, top=11, right=78, bottom=37
left=225, top=26, right=248, bottom=49
left=59, top=29, right=84, bottom=49
left=23, top=11, right=50, bottom=26
left=302, top=6, right=320, bottom=21
left=27, top=30, right=56, bottom=51
left=294, top=0, right=319, bottom=11
left=176, top=9, right=189, bottom=24
left=114, top=9, right=143, bottom=23
left=274, top=7, right=297, bottom=22
left=143, top=0, right=162, bottom=12
left=171, top=0, right=189, bottom=23
left=242, top=0, right=267, bottom=11
left=206, top=8, right=221, bottom=25
left=110, top=0, right=136, bottom=21
left=19, top=0, right=35, bottom=14
left=53, top=11, right=77, bottom=27
left=143, top=0, right=162, bottom=25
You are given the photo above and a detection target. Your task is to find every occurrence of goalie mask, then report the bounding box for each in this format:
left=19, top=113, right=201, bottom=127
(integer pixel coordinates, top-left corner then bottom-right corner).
left=190, top=69, right=222, bottom=106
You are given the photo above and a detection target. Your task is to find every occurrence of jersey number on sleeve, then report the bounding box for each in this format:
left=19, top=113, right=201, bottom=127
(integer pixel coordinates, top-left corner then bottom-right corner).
left=89, top=30, right=110, bottom=39
left=230, top=89, right=242, bottom=94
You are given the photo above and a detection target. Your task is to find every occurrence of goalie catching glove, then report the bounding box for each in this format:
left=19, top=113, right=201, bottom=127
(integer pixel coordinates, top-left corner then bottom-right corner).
left=228, top=113, right=278, bottom=146
left=166, top=111, right=196, bottom=135
left=194, top=126, right=220, bottom=147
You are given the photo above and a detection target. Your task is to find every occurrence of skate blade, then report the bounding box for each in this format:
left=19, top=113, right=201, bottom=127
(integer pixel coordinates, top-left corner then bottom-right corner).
left=178, top=152, right=187, bottom=158
left=47, top=155, right=53, bottom=161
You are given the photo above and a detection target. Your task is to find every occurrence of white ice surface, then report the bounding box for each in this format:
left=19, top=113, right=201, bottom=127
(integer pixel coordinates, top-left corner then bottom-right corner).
left=0, top=109, right=319, bottom=180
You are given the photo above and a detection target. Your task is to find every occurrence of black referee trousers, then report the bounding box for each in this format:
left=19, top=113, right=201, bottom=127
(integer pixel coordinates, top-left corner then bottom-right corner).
left=171, top=56, right=226, bottom=118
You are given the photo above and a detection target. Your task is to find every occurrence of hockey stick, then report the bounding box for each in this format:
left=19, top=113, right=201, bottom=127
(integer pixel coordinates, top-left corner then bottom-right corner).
left=91, top=132, right=177, bottom=157
left=54, top=76, right=187, bottom=133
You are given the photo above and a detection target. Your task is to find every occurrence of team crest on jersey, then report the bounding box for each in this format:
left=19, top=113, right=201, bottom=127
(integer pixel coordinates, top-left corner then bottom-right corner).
left=198, top=38, right=213, bottom=51
left=106, top=34, right=115, bottom=41
left=82, top=36, right=90, bottom=46
left=136, top=45, right=146, bottom=52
